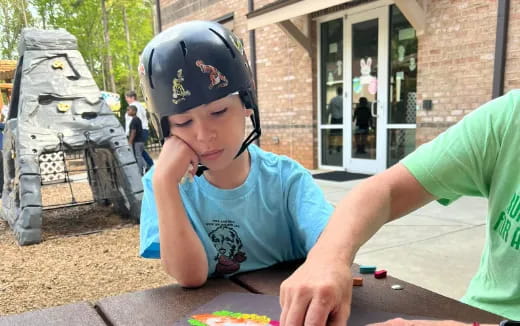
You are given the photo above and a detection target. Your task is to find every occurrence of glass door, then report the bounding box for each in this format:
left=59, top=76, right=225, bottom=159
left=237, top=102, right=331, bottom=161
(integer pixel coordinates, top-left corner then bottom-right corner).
left=319, top=18, right=344, bottom=169
left=345, top=7, right=389, bottom=174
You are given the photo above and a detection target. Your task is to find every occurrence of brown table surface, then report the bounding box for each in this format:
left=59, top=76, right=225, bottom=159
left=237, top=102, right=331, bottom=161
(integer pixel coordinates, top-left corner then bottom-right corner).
left=95, top=278, right=247, bottom=326
left=231, top=260, right=505, bottom=324
left=0, top=301, right=106, bottom=326
left=0, top=261, right=506, bottom=325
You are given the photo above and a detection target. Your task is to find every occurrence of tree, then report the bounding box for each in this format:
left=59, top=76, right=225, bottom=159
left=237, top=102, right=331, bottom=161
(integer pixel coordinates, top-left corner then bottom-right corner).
left=100, top=0, right=116, bottom=92
left=1, top=0, right=154, bottom=93
left=0, top=0, right=34, bottom=59
left=122, top=6, right=135, bottom=90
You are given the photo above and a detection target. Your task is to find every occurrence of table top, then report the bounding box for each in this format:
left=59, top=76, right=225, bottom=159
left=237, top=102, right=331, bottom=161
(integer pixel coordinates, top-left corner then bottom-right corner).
left=0, top=261, right=506, bottom=325
left=231, top=261, right=505, bottom=324
left=0, top=302, right=106, bottom=326
left=96, top=278, right=247, bottom=326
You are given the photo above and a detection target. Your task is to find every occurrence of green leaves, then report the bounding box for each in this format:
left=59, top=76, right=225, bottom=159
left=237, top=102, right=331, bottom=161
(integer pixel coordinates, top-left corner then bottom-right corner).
left=0, top=0, right=35, bottom=59
left=0, top=0, right=154, bottom=93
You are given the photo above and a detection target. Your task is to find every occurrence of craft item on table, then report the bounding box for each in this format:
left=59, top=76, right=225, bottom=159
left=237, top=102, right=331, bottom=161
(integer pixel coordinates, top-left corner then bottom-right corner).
left=188, top=310, right=279, bottom=326
left=374, top=270, right=387, bottom=279
left=391, top=284, right=404, bottom=290
left=353, top=277, right=363, bottom=286
left=359, top=265, right=377, bottom=274
left=175, top=292, right=435, bottom=326
left=174, top=293, right=280, bottom=326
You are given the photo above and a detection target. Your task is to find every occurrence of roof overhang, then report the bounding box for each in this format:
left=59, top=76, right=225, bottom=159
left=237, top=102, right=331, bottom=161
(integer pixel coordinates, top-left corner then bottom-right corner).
left=247, top=0, right=425, bottom=35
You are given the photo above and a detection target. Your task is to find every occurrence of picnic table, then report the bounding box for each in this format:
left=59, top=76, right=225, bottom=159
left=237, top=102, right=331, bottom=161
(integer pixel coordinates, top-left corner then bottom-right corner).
left=0, top=261, right=504, bottom=325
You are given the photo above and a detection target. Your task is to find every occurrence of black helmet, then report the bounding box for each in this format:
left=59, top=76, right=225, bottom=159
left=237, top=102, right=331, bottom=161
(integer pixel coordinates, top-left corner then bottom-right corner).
left=139, top=20, right=261, bottom=158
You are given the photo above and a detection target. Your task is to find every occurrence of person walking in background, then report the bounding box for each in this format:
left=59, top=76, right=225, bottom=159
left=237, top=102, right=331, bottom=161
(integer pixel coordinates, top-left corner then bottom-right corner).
left=127, top=105, right=146, bottom=175
left=353, top=97, right=372, bottom=154
left=125, top=90, right=154, bottom=170
left=328, top=86, right=343, bottom=124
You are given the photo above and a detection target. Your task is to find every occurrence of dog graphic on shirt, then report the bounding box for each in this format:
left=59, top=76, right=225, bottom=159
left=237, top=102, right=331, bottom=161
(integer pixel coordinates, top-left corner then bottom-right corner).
left=208, top=224, right=247, bottom=275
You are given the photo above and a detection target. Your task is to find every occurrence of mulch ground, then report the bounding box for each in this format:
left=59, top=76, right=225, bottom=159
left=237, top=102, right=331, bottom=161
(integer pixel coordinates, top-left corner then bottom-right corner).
left=0, top=204, right=173, bottom=316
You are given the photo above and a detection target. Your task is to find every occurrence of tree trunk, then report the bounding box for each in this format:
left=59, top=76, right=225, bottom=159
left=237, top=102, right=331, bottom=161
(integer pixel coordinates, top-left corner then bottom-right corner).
left=100, top=0, right=116, bottom=92
left=100, top=52, right=107, bottom=91
left=19, top=0, right=28, bottom=26
left=122, top=6, right=135, bottom=91
left=151, top=1, right=159, bottom=35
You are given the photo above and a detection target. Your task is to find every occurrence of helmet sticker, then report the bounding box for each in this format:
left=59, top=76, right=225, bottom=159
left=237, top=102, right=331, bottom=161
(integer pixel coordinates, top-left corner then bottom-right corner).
left=230, top=33, right=245, bottom=55
left=138, top=62, right=145, bottom=76
left=172, top=69, right=191, bottom=104
left=195, top=60, right=229, bottom=89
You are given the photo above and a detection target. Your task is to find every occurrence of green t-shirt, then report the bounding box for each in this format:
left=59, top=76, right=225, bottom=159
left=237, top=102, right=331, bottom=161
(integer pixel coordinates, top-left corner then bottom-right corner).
left=402, top=90, right=520, bottom=319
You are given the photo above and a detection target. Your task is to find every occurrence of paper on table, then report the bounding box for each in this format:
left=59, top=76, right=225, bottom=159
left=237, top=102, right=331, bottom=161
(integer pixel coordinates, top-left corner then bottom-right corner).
left=173, top=292, right=435, bottom=326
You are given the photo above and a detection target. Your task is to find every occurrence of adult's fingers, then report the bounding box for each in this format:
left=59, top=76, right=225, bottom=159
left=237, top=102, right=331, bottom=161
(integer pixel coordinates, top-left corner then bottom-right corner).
left=327, top=301, right=351, bottom=326
left=280, top=292, right=311, bottom=326
left=303, top=295, right=333, bottom=326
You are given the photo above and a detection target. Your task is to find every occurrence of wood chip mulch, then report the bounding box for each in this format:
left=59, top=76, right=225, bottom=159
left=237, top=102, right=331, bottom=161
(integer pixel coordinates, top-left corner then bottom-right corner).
left=0, top=204, right=174, bottom=316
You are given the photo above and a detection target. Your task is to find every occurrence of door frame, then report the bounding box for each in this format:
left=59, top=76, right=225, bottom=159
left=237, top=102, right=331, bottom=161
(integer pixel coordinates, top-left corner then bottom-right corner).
left=344, top=6, right=389, bottom=174
left=316, top=2, right=391, bottom=173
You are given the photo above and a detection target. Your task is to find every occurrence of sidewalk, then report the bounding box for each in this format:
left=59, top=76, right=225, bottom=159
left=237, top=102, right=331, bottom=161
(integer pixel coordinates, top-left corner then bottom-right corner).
left=314, top=177, right=487, bottom=301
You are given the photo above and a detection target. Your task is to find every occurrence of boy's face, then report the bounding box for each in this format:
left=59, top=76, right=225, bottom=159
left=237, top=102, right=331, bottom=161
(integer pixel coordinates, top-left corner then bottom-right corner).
left=125, top=96, right=134, bottom=104
left=128, top=108, right=136, bottom=116
left=168, top=95, right=253, bottom=171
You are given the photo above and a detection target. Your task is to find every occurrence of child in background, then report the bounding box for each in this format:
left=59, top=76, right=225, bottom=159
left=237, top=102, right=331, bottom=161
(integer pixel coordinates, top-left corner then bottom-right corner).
left=127, top=105, right=146, bottom=175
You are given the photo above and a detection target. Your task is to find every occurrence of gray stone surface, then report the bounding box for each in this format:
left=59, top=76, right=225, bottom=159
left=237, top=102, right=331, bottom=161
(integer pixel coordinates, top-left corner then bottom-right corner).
left=0, top=28, right=143, bottom=245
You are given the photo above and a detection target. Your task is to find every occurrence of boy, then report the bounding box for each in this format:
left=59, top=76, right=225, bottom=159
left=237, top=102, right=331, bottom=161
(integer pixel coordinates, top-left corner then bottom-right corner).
left=127, top=105, right=145, bottom=175
left=138, top=21, right=333, bottom=287
left=124, top=90, right=153, bottom=170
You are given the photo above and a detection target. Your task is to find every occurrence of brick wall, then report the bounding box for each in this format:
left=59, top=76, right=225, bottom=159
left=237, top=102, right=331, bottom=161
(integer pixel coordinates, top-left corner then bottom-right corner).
left=159, top=0, right=513, bottom=166
left=254, top=4, right=315, bottom=168
left=416, top=0, right=498, bottom=145
left=159, top=0, right=317, bottom=168
left=504, top=0, right=520, bottom=92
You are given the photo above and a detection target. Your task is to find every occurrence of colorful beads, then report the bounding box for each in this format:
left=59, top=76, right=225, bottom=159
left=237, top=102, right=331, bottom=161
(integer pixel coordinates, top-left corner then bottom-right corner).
left=359, top=265, right=377, bottom=274
left=189, top=310, right=278, bottom=325
left=374, top=270, right=387, bottom=279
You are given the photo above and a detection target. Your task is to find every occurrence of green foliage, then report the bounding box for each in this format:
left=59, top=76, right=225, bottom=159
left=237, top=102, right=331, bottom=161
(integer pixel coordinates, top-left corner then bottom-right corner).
left=0, top=0, right=35, bottom=58
left=1, top=0, right=154, bottom=93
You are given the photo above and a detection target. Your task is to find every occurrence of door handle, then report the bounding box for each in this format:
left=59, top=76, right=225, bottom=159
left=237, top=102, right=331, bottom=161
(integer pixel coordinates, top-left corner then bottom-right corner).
left=371, top=101, right=378, bottom=118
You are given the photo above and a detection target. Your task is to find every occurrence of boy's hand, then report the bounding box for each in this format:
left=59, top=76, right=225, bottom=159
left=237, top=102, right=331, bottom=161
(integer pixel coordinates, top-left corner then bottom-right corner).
left=280, top=255, right=352, bottom=326
left=153, top=135, right=199, bottom=186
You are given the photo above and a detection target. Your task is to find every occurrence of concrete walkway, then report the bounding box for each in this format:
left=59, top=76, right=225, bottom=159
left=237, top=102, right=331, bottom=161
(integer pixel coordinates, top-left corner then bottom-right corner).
left=314, top=177, right=487, bottom=301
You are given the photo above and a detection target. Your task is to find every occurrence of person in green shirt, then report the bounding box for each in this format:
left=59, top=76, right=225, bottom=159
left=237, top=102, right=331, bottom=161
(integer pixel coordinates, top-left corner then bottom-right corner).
left=279, top=90, right=520, bottom=325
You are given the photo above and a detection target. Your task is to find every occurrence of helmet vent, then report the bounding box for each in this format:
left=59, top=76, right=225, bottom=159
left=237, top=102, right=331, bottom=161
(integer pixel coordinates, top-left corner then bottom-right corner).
left=209, top=28, right=235, bottom=59
left=180, top=41, right=188, bottom=57
left=148, top=48, right=155, bottom=89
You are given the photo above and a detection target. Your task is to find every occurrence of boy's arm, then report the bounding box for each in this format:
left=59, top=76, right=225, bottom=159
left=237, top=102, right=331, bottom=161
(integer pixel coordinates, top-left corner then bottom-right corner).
left=280, top=163, right=435, bottom=326
left=128, top=129, right=136, bottom=145
left=152, top=136, right=208, bottom=287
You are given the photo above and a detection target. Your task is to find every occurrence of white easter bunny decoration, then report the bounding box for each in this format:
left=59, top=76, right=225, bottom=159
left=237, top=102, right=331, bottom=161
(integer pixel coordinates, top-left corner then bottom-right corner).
left=360, top=57, right=373, bottom=85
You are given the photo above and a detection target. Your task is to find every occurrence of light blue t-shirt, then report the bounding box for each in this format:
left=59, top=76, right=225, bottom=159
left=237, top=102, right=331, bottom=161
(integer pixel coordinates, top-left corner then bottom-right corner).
left=140, top=144, right=333, bottom=277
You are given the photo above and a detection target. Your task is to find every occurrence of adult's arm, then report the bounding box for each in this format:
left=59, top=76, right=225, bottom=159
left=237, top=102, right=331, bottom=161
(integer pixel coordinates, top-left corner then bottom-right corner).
left=280, top=163, right=435, bottom=326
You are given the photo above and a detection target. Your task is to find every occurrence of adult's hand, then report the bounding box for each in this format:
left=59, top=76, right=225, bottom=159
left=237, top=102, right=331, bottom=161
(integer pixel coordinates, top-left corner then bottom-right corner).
left=280, top=254, right=352, bottom=326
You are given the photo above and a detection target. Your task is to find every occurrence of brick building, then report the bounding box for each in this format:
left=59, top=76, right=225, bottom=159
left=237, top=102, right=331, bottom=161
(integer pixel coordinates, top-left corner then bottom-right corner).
left=155, top=0, right=517, bottom=174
